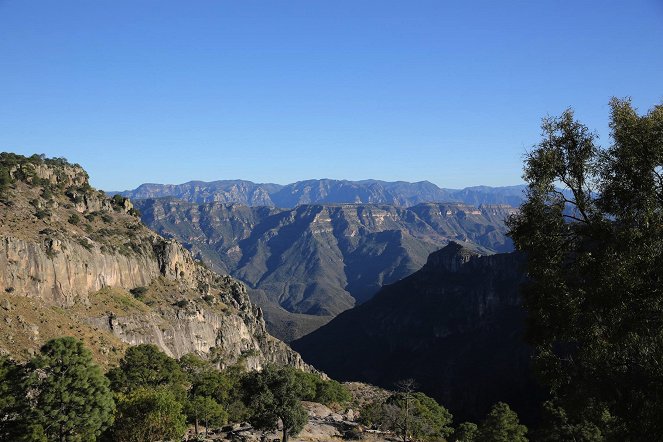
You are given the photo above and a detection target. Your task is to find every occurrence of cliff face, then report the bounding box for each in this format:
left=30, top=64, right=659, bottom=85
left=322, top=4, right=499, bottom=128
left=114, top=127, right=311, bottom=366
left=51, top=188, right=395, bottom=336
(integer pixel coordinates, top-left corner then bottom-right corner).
left=0, top=153, right=305, bottom=369
left=292, top=242, right=541, bottom=423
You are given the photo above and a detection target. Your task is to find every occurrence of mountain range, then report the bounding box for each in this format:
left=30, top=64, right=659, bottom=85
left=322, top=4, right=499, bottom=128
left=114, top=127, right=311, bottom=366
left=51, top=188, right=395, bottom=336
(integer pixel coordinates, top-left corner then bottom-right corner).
left=113, top=179, right=527, bottom=208
left=135, top=198, right=518, bottom=341
left=291, top=242, right=541, bottom=423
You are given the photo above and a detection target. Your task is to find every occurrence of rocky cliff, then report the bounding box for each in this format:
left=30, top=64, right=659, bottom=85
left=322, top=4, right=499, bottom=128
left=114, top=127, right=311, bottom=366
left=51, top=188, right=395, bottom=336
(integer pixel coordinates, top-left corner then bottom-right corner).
left=0, top=153, right=306, bottom=370
left=291, top=242, right=541, bottom=423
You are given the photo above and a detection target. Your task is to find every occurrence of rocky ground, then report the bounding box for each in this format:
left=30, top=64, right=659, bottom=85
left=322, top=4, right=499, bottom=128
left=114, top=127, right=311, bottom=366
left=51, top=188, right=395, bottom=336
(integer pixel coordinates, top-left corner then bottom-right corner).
left=185, top=401, right=398, bottom=441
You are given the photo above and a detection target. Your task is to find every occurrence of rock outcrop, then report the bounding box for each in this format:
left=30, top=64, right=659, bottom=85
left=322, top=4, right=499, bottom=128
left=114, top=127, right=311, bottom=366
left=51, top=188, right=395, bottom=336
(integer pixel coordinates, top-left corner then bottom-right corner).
left=0, top=153, right=307, bottom=369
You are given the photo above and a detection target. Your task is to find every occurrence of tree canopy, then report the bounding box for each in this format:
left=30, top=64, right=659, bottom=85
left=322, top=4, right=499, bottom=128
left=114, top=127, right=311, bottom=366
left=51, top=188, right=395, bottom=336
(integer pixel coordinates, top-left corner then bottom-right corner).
left=508, top=98, right=663, bottom=440
left=241, top=365, right=308, bottom=442
left=26, top=337, right=115, bottom=442
left=477, top=402, right=527, bottom=442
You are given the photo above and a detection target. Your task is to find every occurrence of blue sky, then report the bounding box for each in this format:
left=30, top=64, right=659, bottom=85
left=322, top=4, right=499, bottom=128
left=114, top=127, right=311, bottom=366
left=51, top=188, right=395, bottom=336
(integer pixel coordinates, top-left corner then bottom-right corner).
left=1, top=1, right=661, bottom=190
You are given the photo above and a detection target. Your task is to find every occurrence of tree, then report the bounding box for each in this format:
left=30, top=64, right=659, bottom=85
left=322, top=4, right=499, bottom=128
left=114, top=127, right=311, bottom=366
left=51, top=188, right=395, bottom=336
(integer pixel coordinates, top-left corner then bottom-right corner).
left=184, top=395, right=227, bottom=437
left=292, top=370, right=351, bottom=406
left=111, top=388, right=186, bottom=442
left=315, top=379, right=351, bottom=406
left=453, top=422, right=479, bottom=442
left=477, top=402, right=527, bottom=442
left=179, top=353, right=232, bottom=435
left=386, top=391, right=454, bottom=442
left=359, top=386, right=453, bottom=442
left=107, top=344, right=187, bottom=400
left=26, top=337, right=115, bottom=442
left=242, top=365, right=307, bottom=442
left=0, top=357, right=27, bottom=440
left=508, top=99, right=663, bottom=439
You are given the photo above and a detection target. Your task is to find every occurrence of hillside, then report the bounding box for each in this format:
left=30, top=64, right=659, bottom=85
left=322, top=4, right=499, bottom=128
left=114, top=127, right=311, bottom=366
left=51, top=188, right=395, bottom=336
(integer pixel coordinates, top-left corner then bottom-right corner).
left=114, top=178, right=526, bottom=208
left=136, top=198, right=517, bottom=341
left=291, top=242, right=541, bottom=423
left=0, top=153, right=305, bottom=369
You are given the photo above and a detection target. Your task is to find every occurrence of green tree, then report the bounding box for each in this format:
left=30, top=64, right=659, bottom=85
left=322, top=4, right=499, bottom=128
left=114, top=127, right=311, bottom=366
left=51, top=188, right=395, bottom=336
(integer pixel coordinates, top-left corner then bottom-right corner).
left=107, top=344, right=187, bottom=400
left=179, top=353, right=232, bottom=435
left=359, top=385, right=453, bottom=442
left=242, top=365, right=308, bottom=442
left=477, top=402, right=527, bottom=442
left=453, top=422, right=479, bottom=442
left=383, top=391, right=454, bottom=442
left=27, top=337, right=115, bottom=442
left=184, top=395, right=227, bottom=438
left=0, top=357, right=27, bottom=440
left=508, top=99, right=663, bottom=439
left=111, top=388, right=186, bottom=442
left=314, top=379, right=351, bottom=406
left=292, top=370, right=351, bottom=406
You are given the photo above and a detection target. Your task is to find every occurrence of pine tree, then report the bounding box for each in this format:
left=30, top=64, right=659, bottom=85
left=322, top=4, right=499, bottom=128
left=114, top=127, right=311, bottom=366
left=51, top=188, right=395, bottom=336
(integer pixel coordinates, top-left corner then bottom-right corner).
left=242, top=365, right=308, bottom=442
left=111, top=388, right=187, bottom=442
left=477, top=402, right=527, bottom=442
left=27, top=337, right=115, bottom=442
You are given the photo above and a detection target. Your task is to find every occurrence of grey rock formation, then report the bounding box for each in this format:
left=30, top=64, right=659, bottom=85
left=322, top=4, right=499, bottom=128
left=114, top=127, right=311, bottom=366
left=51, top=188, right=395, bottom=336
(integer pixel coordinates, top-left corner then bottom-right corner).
left=0, top=153, right=306, bottom=369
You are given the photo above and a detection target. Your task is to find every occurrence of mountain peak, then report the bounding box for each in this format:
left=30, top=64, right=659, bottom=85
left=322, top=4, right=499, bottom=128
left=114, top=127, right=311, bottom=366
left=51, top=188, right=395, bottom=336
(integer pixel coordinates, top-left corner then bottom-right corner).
left=424, top=241, right=483, bottom=272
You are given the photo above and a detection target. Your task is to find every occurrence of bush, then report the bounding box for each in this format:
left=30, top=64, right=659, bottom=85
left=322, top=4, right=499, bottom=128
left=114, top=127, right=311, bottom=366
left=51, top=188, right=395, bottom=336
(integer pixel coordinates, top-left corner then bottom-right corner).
left=34, top=209, right=51, bottom=220
left=129, top=286, right=148, bottom=300
left=68, top=213, right=81, bottom=225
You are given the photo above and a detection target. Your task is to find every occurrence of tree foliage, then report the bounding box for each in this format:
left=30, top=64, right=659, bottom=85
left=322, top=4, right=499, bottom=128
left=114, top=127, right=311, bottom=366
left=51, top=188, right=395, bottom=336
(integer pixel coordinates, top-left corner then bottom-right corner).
left=107, top=344, right=187, bottom=399
left=452, top=422, right=479, bottom=442
left=0, top=356, right=27, bottom=440
left=178, top=353, right=231, bottom=435
left=508, top=98, right=663, bottom=440
left=294, top=370, right=351, bottom=406
left=111, top=388, right=186, bottom=442
left=241, top=365, right=308, bottom=442
left=184, top=395, right=227, bottom=437
left=27, top=337, right=115, bottom=442
left=359, top=386, right=453, bottom=442
left=477, top=402, right=527, bottom=442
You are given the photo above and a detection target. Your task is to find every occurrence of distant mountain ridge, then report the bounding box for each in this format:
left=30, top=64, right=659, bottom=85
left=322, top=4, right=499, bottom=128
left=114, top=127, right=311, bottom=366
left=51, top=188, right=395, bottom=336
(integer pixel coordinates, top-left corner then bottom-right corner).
left=112, top=179, right=526, bottom=208
left=134, top=198, right=517, bottom=341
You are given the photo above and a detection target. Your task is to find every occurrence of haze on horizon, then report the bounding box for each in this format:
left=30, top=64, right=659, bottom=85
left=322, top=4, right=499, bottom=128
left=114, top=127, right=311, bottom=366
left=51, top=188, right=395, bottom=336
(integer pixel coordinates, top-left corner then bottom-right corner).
left=1, top=1, right=661, bottom=191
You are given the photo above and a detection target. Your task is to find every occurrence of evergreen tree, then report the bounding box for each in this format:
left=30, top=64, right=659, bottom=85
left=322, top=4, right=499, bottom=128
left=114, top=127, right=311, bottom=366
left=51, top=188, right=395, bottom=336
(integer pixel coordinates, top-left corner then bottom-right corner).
left=0, top=356, right=26, bottom=440
left=477, top=402, right=527, bottom=442
left=111, top=388, right=186, bottom=442
left=27, top=337, right=115, bottom=442
left=453, top=422, right=479, bottom=442
left=184, top=395, right=227, bottom=437
left=382, top=390, right=454, bottom=442
left=242, top=365, right=307, bottom=442
left=107, top=344, right=187, bottom=399
left=508, top=99, right=663, bottom=439
left=179, top=353, right=231, bottom=435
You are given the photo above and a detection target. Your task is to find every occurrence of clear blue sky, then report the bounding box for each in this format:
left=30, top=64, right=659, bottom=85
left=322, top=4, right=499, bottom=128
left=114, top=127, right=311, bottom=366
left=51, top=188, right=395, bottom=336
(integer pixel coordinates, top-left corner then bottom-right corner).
left=1, top=1, right=661, bottom=190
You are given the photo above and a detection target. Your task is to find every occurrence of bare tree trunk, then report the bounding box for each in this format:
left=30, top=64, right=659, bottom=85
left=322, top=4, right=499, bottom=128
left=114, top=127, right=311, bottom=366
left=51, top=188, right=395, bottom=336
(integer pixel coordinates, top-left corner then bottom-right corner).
left=282, top=426, right=289, bottom=442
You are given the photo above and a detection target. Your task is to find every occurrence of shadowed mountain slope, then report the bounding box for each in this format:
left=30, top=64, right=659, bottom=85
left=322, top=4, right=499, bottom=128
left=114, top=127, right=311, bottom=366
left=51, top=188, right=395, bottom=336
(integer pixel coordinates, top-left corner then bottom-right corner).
left=291, top=242, right=541, bottom=423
